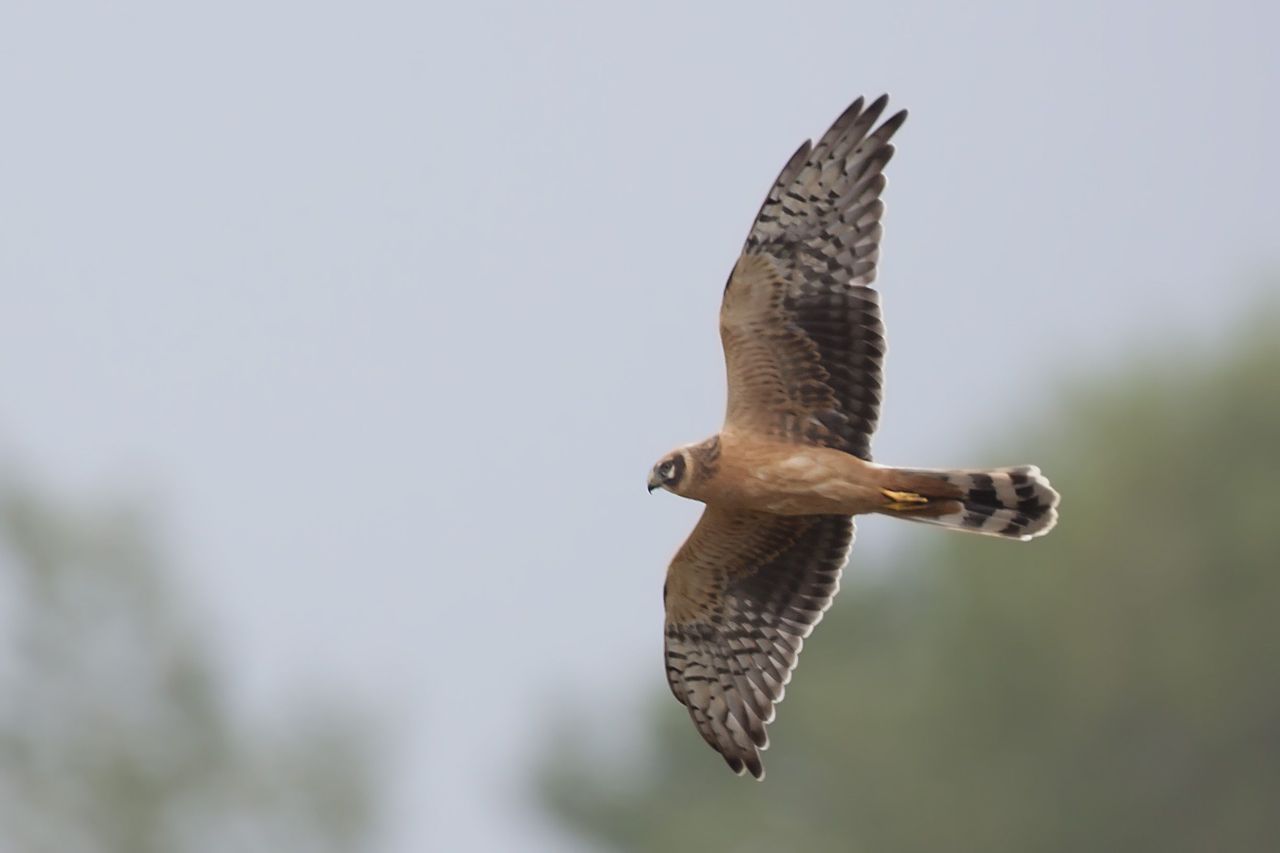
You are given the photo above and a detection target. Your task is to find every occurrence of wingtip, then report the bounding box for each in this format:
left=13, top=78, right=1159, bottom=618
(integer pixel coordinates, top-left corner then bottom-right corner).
left=724, top=751, right=767, bottom=780
left=881, top=107, right=909, bottom=136
left=863, top=94, right=909, bottom=134
left=830, top=96, right=866, bottom=131
left=789, top=138, right=813, bottom=166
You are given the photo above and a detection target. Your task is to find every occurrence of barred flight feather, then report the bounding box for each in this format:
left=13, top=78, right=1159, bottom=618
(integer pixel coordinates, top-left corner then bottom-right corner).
left=664, top=510, right=852, bottom=779
left=723, top=95, right=905, bottom=461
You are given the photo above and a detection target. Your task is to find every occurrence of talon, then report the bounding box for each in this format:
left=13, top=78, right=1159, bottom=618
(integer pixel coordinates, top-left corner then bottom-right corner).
left=881, top=488, right=931, bottom=511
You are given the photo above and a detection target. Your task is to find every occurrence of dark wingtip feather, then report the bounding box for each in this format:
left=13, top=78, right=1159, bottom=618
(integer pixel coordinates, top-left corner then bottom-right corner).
left=827, top=96, right=866, bottom=134
left=860, top=94, right=890, bottom=129
left=876, top=108, right=909, bottom=141
left=787, top=138, right=813, bottom=170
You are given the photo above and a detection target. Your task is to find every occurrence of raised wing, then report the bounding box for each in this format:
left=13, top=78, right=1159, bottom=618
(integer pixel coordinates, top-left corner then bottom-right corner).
left=721, top=95, right=905, bottom=461
left=663, top=506, right=853, bottom=779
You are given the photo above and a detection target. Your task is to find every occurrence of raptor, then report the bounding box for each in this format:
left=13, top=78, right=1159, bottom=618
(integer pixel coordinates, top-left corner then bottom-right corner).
left=649, top=95, right=1059, bottom=779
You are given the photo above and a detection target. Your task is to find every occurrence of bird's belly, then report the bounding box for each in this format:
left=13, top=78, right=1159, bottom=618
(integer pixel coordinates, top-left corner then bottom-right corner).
left=720, top=449, right=883, bottom=516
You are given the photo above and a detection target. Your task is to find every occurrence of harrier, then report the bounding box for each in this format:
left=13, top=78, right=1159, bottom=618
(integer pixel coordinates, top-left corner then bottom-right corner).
left=649, top=95, right=1059, bottom=779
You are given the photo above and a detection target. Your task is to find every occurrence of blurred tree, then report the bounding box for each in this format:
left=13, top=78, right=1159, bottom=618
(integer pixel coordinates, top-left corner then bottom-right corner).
left=536, top=311, right=1280, bottom=852
left=0, top=487, right=380, bottom=853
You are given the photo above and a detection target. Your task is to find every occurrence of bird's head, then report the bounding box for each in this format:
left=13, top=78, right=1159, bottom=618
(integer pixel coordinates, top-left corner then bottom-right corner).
left=647, top=449, right=690, bottom=496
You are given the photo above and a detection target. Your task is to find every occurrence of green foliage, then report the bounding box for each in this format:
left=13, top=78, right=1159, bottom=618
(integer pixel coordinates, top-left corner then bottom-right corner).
left=538, top=317, right=1280, bottom=852
left=0, top=489, right=379, bottom=853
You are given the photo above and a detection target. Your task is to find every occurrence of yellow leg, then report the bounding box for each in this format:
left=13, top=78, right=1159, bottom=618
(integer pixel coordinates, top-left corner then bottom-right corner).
left=881, top=488, right=931, bottom=512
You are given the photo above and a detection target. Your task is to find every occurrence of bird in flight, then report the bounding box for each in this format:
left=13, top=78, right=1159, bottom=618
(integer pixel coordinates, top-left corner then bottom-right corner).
left=648, top=95, right=1059, bottom=780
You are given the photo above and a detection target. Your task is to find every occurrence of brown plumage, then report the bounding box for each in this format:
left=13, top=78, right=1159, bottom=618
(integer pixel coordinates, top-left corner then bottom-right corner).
left=649, top=95, right=1060, bottom=780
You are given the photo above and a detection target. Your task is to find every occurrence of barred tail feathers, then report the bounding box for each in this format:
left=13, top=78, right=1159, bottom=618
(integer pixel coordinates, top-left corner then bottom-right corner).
left=880, top=465, right=1059, bottom=540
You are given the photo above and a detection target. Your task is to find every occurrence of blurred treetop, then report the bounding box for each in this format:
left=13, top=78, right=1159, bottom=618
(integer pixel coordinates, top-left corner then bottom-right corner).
left=0, top=486, right=380, bottom=853
left=537, top=310, right=1280, bottom=853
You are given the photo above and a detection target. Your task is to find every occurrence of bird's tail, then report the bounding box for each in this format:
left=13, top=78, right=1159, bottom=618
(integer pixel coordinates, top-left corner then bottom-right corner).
left=877, top=465, right=1059, bottom=540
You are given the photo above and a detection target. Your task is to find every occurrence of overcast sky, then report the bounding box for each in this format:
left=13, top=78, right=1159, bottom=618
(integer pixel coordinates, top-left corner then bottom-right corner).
left=1, top=1, right=1276, bottom=850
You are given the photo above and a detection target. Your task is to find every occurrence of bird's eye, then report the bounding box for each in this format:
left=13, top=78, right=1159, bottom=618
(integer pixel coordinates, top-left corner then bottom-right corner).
left=660, top=462, right=675, bottom=479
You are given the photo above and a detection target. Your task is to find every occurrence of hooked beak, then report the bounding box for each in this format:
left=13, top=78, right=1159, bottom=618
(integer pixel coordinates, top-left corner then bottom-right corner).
left=647, top=472, right=661, bottom=494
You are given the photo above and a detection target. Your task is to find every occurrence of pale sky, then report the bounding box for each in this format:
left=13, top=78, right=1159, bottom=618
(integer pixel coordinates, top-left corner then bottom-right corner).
left=1, top=1, right=1276, bottom=850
